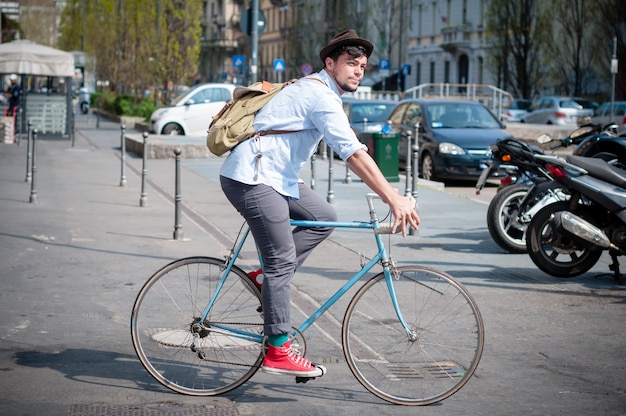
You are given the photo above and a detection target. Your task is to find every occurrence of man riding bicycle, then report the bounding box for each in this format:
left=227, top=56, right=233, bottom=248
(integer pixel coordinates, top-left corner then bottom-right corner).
left=220, top=29, right=420, bottom=379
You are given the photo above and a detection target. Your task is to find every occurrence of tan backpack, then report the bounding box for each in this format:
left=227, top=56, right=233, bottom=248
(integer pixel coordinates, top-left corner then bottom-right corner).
left=206, top=79, right=297, bottom=156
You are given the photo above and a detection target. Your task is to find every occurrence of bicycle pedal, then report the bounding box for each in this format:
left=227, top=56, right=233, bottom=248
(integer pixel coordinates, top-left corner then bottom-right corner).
left=295, top=376, right=315, bottom=384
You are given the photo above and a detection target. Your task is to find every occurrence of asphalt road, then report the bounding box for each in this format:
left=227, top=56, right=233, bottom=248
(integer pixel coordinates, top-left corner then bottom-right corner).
left=0, top=114, right=624, bottom=416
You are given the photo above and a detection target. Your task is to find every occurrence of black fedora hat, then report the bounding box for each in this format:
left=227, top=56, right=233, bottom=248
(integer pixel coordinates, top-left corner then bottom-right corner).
left=319, top=29, right=374, bottom=64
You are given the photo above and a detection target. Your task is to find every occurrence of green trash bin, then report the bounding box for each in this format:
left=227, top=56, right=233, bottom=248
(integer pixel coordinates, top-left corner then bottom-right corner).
left=363, top=131, right=399, bottom=182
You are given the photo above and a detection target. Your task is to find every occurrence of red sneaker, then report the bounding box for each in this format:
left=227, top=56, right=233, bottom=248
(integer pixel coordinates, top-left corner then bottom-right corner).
left=262, top=342, right=326, bottom=377
left=248, top=268, right=263, bottom=290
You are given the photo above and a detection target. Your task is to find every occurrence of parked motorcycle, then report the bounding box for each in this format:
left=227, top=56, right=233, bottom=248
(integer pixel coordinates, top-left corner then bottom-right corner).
left=476, top=119, right=623, bottom=253
left=525, top=154, right=626, bottom=283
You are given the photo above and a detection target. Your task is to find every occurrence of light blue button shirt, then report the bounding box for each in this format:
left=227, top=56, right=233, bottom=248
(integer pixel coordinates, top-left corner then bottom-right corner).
left=219, top=70, right=367, bottom=199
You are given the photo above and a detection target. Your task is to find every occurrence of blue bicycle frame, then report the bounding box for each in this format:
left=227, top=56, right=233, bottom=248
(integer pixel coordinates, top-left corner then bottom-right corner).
left=200, top=193, right=414, bottom=342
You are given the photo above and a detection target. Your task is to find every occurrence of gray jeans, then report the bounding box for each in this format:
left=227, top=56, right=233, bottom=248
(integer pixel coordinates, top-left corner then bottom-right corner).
left=220, top=176, right=336, bottom=336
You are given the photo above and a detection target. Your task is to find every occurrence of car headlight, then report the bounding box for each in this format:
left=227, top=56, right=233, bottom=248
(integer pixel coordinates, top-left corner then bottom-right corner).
left=438, top=142, right=466, bottom=155
left=151, top=108, right=167, bottom=121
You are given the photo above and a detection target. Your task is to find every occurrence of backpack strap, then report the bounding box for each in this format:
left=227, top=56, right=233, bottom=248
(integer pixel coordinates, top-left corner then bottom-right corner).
left=254, top=77, right=326, bottom=137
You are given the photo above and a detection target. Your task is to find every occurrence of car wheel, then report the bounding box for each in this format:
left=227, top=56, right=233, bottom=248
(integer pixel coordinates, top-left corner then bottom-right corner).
left=162, top=123, right=184, bottom=135
left=421, top=153, right=436, bottom=181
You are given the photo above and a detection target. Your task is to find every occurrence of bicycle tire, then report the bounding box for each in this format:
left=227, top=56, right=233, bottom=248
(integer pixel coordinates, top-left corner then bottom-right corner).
left=342, top=266, right=484, bottom=406
left=131, top=256, right=264, bottom=396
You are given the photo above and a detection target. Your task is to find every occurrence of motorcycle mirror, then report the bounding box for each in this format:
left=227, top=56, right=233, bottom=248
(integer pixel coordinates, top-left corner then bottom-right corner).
left=577, top=116, right=592, bottom=127
left=536, top=133, right=553, bottom=144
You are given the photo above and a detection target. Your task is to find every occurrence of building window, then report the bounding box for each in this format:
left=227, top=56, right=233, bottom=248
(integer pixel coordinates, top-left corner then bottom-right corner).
left=430, top=61, right=435, bottom=83
left=416, top=61, right=421, bottom=85
left=444, top=60, right=450, bottom=83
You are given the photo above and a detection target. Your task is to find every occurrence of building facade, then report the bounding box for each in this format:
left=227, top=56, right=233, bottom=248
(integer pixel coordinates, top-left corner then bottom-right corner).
left=200, top=0, right=496, bottom=92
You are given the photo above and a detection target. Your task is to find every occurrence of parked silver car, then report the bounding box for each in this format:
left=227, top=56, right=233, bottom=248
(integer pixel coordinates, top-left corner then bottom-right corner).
left=591, top=101, right=626, bottom=132
left=501, top=98, right=531, bottom=122
left=521, top=96, right=597, bottom=125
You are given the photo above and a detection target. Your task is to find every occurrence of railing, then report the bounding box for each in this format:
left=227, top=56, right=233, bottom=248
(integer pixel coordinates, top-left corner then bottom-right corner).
left=348, top=83, right=514, bottom=117
left=404, top=83, right=514, bottom=116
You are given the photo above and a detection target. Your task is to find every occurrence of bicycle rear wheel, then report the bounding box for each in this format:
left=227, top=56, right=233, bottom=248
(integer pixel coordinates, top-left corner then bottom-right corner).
left=342, top=266, right=484, bottom=405
left=131, top=256, right=264, bottom=396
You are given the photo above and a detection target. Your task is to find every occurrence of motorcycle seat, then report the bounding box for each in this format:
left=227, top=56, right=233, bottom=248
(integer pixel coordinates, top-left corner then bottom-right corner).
left=566, top=155, right=626, bottom=189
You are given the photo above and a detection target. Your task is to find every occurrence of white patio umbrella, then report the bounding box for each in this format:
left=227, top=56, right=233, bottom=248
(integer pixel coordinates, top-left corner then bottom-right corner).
left=0, top=39, right=74, bottom=77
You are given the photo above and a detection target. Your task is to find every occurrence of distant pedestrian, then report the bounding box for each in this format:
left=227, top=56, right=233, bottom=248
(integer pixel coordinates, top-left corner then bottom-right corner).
left=4, top=74, right=20, bottom=116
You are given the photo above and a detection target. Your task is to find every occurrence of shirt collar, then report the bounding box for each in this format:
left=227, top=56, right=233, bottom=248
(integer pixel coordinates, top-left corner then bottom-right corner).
left=309, top=69, right=341, bottom=97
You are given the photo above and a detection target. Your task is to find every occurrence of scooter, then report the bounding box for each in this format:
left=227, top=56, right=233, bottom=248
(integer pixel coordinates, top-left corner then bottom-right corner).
left=525, top=154, right=626, bottom=283
left=78, top=87, right=90, bottom=114
left=476, top=119, right=622, bottom=253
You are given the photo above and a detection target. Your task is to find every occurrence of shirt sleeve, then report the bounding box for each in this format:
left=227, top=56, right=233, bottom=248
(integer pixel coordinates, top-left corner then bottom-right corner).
left=309, top=88, right=367, bottom=161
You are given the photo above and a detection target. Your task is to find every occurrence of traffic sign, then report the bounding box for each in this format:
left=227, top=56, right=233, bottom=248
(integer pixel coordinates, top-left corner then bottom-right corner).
left=233, top=55, right=245, bottom=68
left=301, top=63, right=313, bottom=76
left=379, top=59, right=390, bottom=76
left=273, top=59, right=285, bottom=72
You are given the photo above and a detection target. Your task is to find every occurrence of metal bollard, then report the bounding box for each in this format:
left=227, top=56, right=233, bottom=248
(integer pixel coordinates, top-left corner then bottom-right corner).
left=16, top=107, right=22, bottom=146
left=139, top=132, right=148, bottom=207
left=327, top=149, right=334, bottom=203
left=25, top=121, right=32, bottom=183
left=71, top=110, right=76, bottom=147
left=310, top=153, right=316, bottom=190
left=29, top=129, right=38, bottom=203
left=409, top=122, right=421, bottom=236
left=173, top=148, right=183, bottom=240
left=411, top=122, right=420, bottom=201
left=96, top=110, right=100, bottom=129
left=120, top=125, right=127, bottom=186
left=404, top=130, right=412, bottom=196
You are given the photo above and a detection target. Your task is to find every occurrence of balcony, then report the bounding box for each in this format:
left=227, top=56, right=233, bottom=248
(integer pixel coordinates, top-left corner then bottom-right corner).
left=439, top=24, right=475, bottom=53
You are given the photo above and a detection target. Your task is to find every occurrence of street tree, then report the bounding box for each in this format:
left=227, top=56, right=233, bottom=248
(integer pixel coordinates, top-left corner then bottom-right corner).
left=485, top=0, right=552, bottom=99
left=58, top=0, right=202, bottom=104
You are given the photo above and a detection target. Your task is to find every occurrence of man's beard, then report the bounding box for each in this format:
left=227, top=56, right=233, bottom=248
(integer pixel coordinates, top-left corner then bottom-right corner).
left=337, top=79, right=358, bottom=93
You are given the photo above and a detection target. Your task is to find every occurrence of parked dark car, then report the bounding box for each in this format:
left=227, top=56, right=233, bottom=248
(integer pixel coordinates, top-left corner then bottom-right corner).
left=342, top=98, right=397, bottom=141
left=388, top=99, right=513, bottom=182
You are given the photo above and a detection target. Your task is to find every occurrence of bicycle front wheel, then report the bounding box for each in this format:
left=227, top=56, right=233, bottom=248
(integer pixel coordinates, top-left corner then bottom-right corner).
left=131, top=256, right=264, bottom=396
left=342, top=266, right=484, bottom=406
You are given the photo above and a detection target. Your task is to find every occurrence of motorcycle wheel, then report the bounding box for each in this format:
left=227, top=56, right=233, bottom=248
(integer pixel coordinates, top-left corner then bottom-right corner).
left=487, top=184, right=531, bottom=253
left=526, top=201, right=603, bottom=278
left=80, top=102, right=89, bottom=114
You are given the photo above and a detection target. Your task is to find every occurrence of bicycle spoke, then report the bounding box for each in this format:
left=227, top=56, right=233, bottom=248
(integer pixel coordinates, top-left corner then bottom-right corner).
left=131, top=257, right=263, bottom=396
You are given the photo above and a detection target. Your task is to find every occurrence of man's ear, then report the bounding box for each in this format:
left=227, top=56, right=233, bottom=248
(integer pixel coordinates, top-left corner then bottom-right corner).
left=324, top=55, right=334, bottom=70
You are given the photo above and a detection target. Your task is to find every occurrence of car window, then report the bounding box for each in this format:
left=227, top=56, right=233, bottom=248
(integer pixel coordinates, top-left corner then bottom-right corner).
left=428, top=103, right=500, bottom=129
left=541, top=98, right=554, bottom=109
left=187, top=87, right=231, bottom=105
left=617, top=103, right=626, bottom=116
left=594, top=102, right=610, bottom=116
left=511, top=100, right=531, bottom=110
left=559, top=99, right=582, bottom=109
left=348, top=102, right=395, bottom=123
left=403, top=103, right=423, bottom=127
left=388, top=103, right=408, bottom=125
left=573, top=98, right=598, bottom=110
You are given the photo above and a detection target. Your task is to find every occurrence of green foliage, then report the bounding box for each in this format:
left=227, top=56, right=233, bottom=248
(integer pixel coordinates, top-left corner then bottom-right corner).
left=58, top=0, right=202, bottom=106
left=91, top=92, right=156, bottom=120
